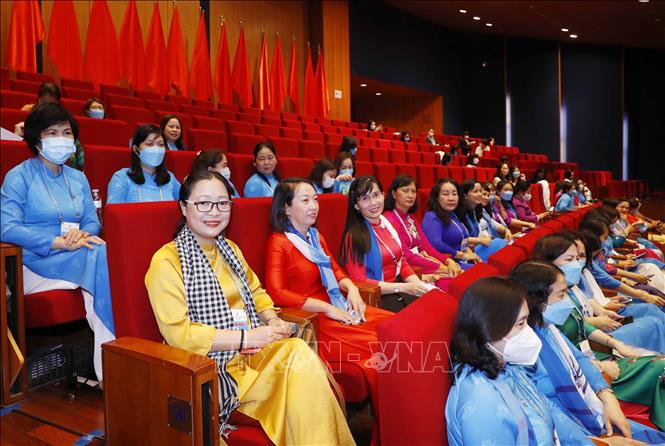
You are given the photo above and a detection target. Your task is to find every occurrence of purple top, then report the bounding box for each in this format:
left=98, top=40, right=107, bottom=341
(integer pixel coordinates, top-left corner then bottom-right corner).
left=421, top=210, right=469, bottom=256
left=383, top=208, right=451, bottom=274
left=492, top=201, right=512, bottom=225
left=513, top=195, right=539, bottom=223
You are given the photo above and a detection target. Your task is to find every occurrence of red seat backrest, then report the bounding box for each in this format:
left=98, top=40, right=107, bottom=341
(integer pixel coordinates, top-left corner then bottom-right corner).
left=210, top=109, right=236, bottom=121
left=300, top=140, right=325, bottom=159
left=164, top=150, right=197, bottom=182
left=10, top=79, right=41, bottom=94
left=269, top=137, right=299, bottom=158
left=228, top=133, right=265, bottom=155
left=78, top=117, right=129, bottom=146
left=108, top=105, right=155, bottom=139
left=61, top=78, right=95, bottom=90
left=61, top=86, right=99, bottom=101
left=226, top=153, right=254, bottom=194
left=1, top=141, right=33, bottom=184
left=187, top=129, right=228, bottom=152
left=416, top=165, right=435, bottom=189
left=316, top=194, right=348, bottom=260
left=0, top=107, right=28, bottom=130
left=61, top=98, right=87, bottom=116
left=191, top=115, right=225, bottom=131
left=84, top=145, right=131, bottom=201
left=0, top=89, right=34, bottom=110
left=488, top=245, right=528, bottom=276
left=145, top=100, right=176, bottom=112
left=166, top=94, right=190, bottom=106
left=180, top=104, right=209, bottom=117
left=377, top=290, right=458, bottom=446
left=279, top=157, right=313, bottom=179
left=373, top=162, right=397, bottom=191
left=134, top=89, right=163, bottom=101
left=105, top=93, right=144, bottom=109
left=448, top=262, right=501, bottom=300
left=389, top=150, right=406, bottom=164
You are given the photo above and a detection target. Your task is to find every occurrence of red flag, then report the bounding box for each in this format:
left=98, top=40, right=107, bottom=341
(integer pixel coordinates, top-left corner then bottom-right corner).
left=256, top=32, right=271, bottom=109
left=269, top=34, right=286, bottom=112
left=214, top=20, right=232, bottom=104
left=118, top=0, right=145, bottom=90
left=6, top=0, right=45, bottom=72
left=287, top=38, right=299, bottom=114
left=231, top=27, right=252, bottom=106
left=303, top=43, right=315, bottom=116
left=83, top=0, right=120, bottom=85
left=145, top=2, right=168, bottom=94
left=190, top=12, right=212, bottom=101
left=47, top=0, right=82, bottom=79
left=314, top=47, right=330, bottom=117
left=167, top=4, right=188, bottom=96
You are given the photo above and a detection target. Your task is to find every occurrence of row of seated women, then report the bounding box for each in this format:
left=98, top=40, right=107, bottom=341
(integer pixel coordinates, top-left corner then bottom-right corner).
left=2, top=103, right=664, bottom=445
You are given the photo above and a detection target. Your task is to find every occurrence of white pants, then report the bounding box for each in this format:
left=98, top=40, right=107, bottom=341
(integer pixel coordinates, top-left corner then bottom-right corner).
left=23, top=266, right=115, bottom=380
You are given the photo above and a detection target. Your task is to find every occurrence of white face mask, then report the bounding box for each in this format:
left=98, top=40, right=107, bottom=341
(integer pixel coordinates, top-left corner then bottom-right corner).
left=39, top=136, right=76, bottom=165
left=487, top=325, right=542, bottom=366
left=524, top=192, right=532, bottom=202
left=322, top=177, right=335, bottom=189
left=218, top=167, right=231, bottom=180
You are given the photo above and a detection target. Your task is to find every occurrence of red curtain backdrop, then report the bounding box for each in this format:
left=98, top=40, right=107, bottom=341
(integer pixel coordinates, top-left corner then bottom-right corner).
left=303, top=44, right=315, bottom=116
left=47, top=0, right=82, bottom=79
left=83, top=0, right=119, bottom=85
left=190, top=12, right=212, bottom=101
left=6, top=0, right=45, bottom=73
left=287, top=38, right=299, bottom=114
left=214, top=21, right=232, bottom=104
left=231, top=27, right=252, bottom=106
left=256, top=32, right=271, bottom=109
left=269, top=34, right=286, bottom=112
left=314, top=48, right=330, bottom=117
left=145, top=2, right=169, bottom=94
left=167, top=4, right=189, bottom=96
left=118, top=0, right=145, bottom=90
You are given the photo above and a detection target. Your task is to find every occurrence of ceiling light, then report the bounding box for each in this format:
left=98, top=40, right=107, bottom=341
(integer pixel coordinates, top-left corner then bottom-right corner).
left=638, top=0, right=649, bottom=3
left=360, top=83, right=367, bottom=87
left=561, top=28, right=569, bottom=32
left=473, top=16, right=481, bottom=21
left=459, top=9, right=467, bottom=13
left=486, top=23, right=493, bottom=27
left=570, top=34, right=578, bottom=39
left=375, top=92, right=382, bottom=96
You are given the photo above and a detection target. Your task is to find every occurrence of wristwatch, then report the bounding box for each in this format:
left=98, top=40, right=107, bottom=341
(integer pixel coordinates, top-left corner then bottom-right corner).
left=596, top=388, right=615, bottom=398
left=394, top=287, right=400, bottom=295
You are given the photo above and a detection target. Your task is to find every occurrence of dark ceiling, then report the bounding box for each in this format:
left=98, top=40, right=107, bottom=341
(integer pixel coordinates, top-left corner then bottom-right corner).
left=384, top=1, right=665, bottom=49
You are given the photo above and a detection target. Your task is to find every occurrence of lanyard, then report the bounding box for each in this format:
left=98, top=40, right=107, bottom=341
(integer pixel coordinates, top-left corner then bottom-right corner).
left=391, top=210, right=419, bottom=247
left=371, top=225, right=399, bottom=265
left=37, top=159, right=80, bottom=223
left=450, top=215, right=469, bottom=242
left=138, top=184, right=164, bottom=202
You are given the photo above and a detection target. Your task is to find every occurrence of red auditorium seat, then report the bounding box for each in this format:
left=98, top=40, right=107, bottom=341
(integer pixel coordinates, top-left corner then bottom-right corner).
left=541, top=219, right=566, bottom=233
left=405, top=151, right=421, bottom=164
left=377, top=290, right=458, bottom=446
left=192, top=98, right=213, bottom=108
left=228, top=133, right=265, bottom=154
left=261, top=116, right=281, bottom=127
left=134, top=89, right=163, bottom=101
left=100, top=84, right=130, bottom=98
left=239, top=106, right=260, bottom=116
left=192, top=115, right=225, bottom=131
left=421, top=152, right=435, bottom=164
left=254, top=124, right=280, bottom=138
left=389, top=150, right=406, bottom=163
left=355, top=147, right=371, bottom=162
left=281, top=112, right=297, bottom=120
left=299, top=140, right=325, bottom=159
left=61, top=86, right=99, bottom=101
left=0, top=108, right=27, bottom=130
left=324, top=143, right=338, bottom=160
left=355, top=161, right=373, bottom=177
left=238, top=112, right=261, bottom=124
left=269, top=137, right=299, bottom=157
left=1, top=89, right=34, bottom=109
left=303, top=130, right=324, bottom=142
left=280, top=127, right=302, bottom=140
left=60, top=78, right=95, bottom=90
left=359, top=136, right=375, bottom=148
left=279, top=157, right=313, bottom=179
left=226, top=153, right=254, bottom=190
left=448, top=263, right=501, bottom=300
left=218, top=103, right=239, bottom=113
left=397, top=163, right=417, bottom=180
left=105, top=93, right=144, bottom=108
left=416, top=165, right=435, bottom=189
left=187, top=129, right=228, bottom=151
left=391, top=141, right=405, bottom=151
left=462, top=167, right=476, bottom=181
left=14, top=71, right=52, bottom=83
left=369, top=148, right=389, bottom=163
left=145, top=100, right=176, bottom=112
left=282, top=119, right=300, bottom=129
left=180, top=104, right=209, bottom=117
left=324, top=133, right=343, bottom=145
left=337, top=127, right=353, bottom=137
left=375, top=139, right=391, bottom=150
left=331, top=119, right=346, bottom=128
left=316, top=117, right=332, bottom=126
left=107, top=105, right=155, bottom=138
left=299, top=115, right=316, bottom=123
left=166, top=94, right=190, bottom=106
left=78, top=117, right=129, bottom=146
left=373, top=162, right=397, bottom=191
left=60, top=98, right=86, bottom=116
left=260, top=109, right=279, bottom=118
left=320, top=124, right=336, bottom=134
left=1, top=140, right=33, bottom=184
left=163, top=150, right=198, bottom=182
left=10, top=79, right=41, bottom=94
left=488, top=245, right=528, bottom=275
left=210, top=108, right=236, bottom=121
left=447, top=166, right=464, bottom=183
left=84, top=145, right=131, bottom=201
left=226, top=120, right=254, bottom=135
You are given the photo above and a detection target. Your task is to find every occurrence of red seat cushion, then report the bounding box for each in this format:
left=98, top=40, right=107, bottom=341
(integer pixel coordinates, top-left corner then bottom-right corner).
left=25, top=289, right=85, bottom=328
left=448, top=263, right=501, bottom=300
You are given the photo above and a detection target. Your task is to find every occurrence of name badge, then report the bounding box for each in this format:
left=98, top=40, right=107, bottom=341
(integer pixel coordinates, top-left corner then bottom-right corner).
left=410, top=247, right=420, bottom=255
left=60, top=221, right=80, bottom=237
left=579, top=340, right=595, bottom=359
left=230, top=309, right=249, bottom=331
left=461, top=238, right=469, bottom=251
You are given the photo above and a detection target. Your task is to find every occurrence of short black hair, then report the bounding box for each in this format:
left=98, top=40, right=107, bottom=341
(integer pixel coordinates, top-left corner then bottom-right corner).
left=174, top=169, right=233, bottom=237
left=23, top=103, right=79, bottom=156
left=339, top=136, right=357, bottom=154
left=160, top=114, right=184, bottom=150
left=270, top=178, right=317, bottom=232
left=384, top=174, right=418, bottom=214
left=531, top=233, right=576, bottom=263
left=37, top=82, right=61, bottom=101
left=83, top=97, right=104, bottom=117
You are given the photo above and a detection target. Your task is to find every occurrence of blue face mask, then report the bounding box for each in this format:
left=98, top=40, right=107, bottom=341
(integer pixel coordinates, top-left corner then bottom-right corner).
left=512, top=170, right=521, bottom=179
left=601, top=237, right=613, bottom=256
left=350, top=147, right=358, bottom=157
left=139, top=146, right=165, bottom=168
left=639, top=223, right=648, bottom=233
left=559, top=259, right=584, bottom=286
left=500, top=191, right=513, bottom=201
left=88, top=109, right=104, bottom=119
left=489, top=193, right=496, bottom=204
left=339, top=168, right=354, bottom=177
left=543, top=297, right=575, bottom=325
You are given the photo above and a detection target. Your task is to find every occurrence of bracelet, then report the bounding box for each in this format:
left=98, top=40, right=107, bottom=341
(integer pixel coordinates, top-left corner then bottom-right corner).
left=239, top=329, right=245, bottom=352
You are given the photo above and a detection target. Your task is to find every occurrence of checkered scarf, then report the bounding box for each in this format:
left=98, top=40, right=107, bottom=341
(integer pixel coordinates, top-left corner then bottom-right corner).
left=174, top=226, right=262, bottom=436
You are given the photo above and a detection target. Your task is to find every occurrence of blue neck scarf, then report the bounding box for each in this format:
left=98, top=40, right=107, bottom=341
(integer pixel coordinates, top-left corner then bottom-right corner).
left=364, top=219, right=384, bottom=281
left=285, top=223, right=347, bottom=310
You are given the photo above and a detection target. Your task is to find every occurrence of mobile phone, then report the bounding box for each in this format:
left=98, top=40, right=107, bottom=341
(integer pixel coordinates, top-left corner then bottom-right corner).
left=634, top=252, right=647, bottom=259
left=620, top=316, right=634, bottom=325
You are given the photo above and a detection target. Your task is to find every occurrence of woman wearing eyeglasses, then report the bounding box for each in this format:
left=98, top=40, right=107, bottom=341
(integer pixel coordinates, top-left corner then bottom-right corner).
left=107, top=124, right=181, bottom=204
left=243, top=141, right=281, bottom=198
left=145, top=169, right=353, bottom=445
left=338, top=176, right=431, bottom=312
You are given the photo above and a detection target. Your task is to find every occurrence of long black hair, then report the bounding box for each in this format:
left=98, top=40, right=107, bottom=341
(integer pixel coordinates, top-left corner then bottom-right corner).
left=509, top=260, right=563, bottom=328
left=253, top=141, right=280, bottom=185
left=457, top=178, right=483, bottom=231
left=338, top=176, right=382, bottom=266
left=428, top=178, right=460, bottom=226
left=384, top=174, right=418, bottom=214
left=451, top=277, right=526, bottom=379
left=127, top=124, right=171, bottom=186
left=531, top=233, right=576, bottom=263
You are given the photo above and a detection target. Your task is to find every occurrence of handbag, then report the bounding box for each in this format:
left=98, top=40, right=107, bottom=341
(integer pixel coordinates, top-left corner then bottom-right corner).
left=379, top=292, right=418, bottom=312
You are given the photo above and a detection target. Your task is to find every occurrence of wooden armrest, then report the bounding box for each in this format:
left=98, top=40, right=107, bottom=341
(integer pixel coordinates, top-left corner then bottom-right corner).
left=278, top=307, right=319, bottom=334
left=355, top=281, right=381, bottom=307
left=601, top=288, right=618, bottom=297
left=102, top=337, right=214, bottom=373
